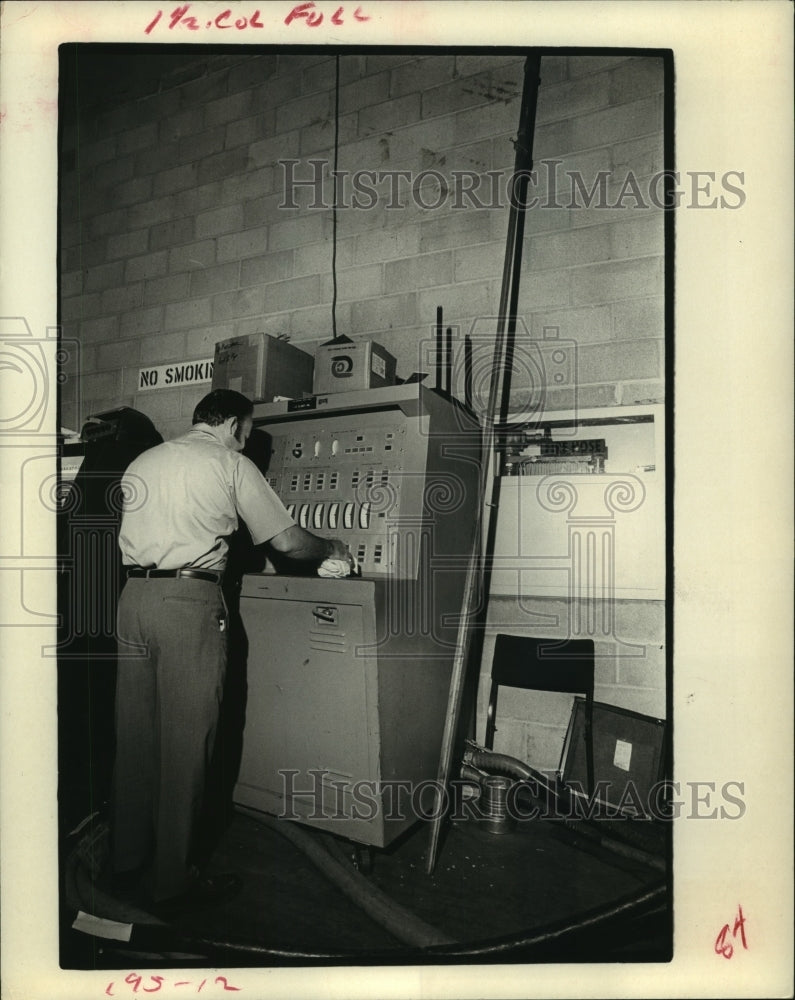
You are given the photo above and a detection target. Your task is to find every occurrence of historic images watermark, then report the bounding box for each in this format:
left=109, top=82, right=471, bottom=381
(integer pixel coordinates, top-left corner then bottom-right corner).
left=279, top=158, right=747, bottom=211
left=277, top=769, right=747, bottom=823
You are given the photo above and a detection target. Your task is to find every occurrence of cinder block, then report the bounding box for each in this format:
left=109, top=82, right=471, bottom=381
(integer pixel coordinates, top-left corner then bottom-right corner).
left=211, top=286, right=268, bottom=322
left=168, top=240, right=216, bottom=273
left=249, top=131, right=300, bottom=169
left=609, top=57, right=665, bottom=106
left=529, top=304, right=613, bottom=346
left=240, top=250, right=293, bottom=287
left=294, top=237, right=352, bottom=276
left=420, top=212, right=491, bottom=254
left=204, top=89, right=256, bottom=130
left=286, top=302, right=352, bottom=344
left=88, top=209, right=127, bottom=240
left=228, top=55, right=278, bottom=94
left=164, top=298, right=213, bottom=332
left=221, top=166, right=275, bottom=204
left=159, top=106, right=204, bottom=145
left=118, top=122, right=158, bottom=156
left=618, top=380, right=664, bottom=406
left=150, top=217, right=195, bottom=252
left=153, top=162, right=199, bottom=198
left=172, top=182, right=223, bottom=219
left=197, top=147, right=249, bottom=186
left=453, top=99, right=523, bottom=146
left=269, top=214, right=326, bottom=251
left=570, top=97, right=661, bottom=154
left=135, top=141, right=180, bottom=178
left=391, top=57, right=455, bottom=98
left=120, top=306, right=163, bottom=338
left=612, top=134, right=664, bottom=178
left=133, top=390, right=184, bottom=426
left=180, top=385, right=211, bottom=418
left=608, top=215, right=664, bottom=261
left=545, top=383, right=618, bottom=410
left=611, top=296, right=664, bottom=340
left=521, top=268, right=572, bottom=310
left=140, top=331, right=185, bottom=365
left=276, top=91, right=331, bottom=134
left=128, top=195, right=177, bottom=230
left=185, top=324, right=235, bottom=358
left=351, top=292, right=418, bottom=333
left=569, top=56, right=633, bottom=79
left=114, top=175, right=154, bottom=209
left=359, top=93, right=421, bottom=134
left=189, top=262, right=241, bottom=297
left=572, top=257, right=662, bottom=306
left=225, top=112, right=275, bottom=150
left=124, top=251, right=169, bottom=283
left=527, top=227, right=612, bottom=271
left=578, top=339, right=659, bottom=384
left=178, top=69, right=229, bottom=108
left=537, top=75, right=610, bottom=129
left=298, top=112, right=358, bottom=157
left=80, top=316, right=120, bottom=344
left=83, top=371, right=121, bottom=400
left=60, top=220, right=81, bottom=250
left=101, top=284, right=144, bottom=314
left=178, top=125, right=226, bottom=167
left=216, top=225, right=270, bottom=262
left=613, top=599, right=665, bottom=643
left=617, top=644, right=666, bottom=687
left=277, top=52, right=327, bottom=74
left=241, top=193, right=285, bottom=229
left=144, top=274, right=191, bottom=306
left=321, top=263, right=384, bottom=303
left=92, top=157, right=135, bottom=190
left=338, top=72, right=390, bottom=115
left=79, top=137, right=117, bottom=169
left=196, top=204, right=245, bottom=239
left=386, top=251, right=453, bottom=293
left=238, top=312, right=291, bottom=340
left=354, top=226, right=420, bottom=265
left=72, top=240, right=108, bottom=271
left=259, top=274, right=321, bottom=313
left=418, top=280, right=496, bottom=325
left=422, top=74, right=494, bottom=120
left=106, top=229, right=149, bottom=261
left=84, top=261, right=125, bottom=293
left=61, top=270, right=83, bottom=299
left=96, top=339, right=141, bottom=371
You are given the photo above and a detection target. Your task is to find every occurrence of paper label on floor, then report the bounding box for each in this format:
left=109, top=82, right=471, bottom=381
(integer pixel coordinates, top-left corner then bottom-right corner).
left=72, top=910, right=133, bottom=942
left=613, top=739, right=633, bottom=771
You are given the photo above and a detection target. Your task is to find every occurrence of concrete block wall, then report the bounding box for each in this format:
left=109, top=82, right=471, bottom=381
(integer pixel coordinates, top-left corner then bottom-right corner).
left=59, top=50, right=667, bottom=766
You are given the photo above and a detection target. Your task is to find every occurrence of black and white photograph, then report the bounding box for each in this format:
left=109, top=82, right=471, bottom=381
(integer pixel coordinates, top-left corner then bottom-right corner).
left=0, top=3, right=792, bottom=999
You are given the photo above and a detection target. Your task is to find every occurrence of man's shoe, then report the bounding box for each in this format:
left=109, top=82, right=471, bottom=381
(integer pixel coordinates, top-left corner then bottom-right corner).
left=151, top=872, right=242, bottom=917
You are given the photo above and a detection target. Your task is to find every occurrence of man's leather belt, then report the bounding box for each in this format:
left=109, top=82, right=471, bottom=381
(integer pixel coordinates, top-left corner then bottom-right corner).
left=126, top=567, right=222, bottom=584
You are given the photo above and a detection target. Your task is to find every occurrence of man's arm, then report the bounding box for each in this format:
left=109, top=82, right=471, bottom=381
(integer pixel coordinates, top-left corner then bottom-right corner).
left=267, top=524, right=350, bottom=565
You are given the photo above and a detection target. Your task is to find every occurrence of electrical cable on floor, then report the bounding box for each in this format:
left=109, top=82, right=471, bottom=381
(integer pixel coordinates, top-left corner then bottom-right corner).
left=63, top=812, right=668, bottom=964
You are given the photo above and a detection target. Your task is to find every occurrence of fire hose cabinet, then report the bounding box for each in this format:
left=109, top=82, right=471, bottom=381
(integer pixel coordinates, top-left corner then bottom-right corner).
left=233, top=383, right=482, bottom=847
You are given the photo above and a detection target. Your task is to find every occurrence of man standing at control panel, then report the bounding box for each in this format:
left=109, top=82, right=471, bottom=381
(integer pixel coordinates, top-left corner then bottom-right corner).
left=112, top=389, right=350, bottom=911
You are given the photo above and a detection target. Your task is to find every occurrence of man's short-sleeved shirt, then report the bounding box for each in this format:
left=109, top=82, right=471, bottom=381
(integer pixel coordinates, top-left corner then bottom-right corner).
left=118, top=427, right=294, bottom=571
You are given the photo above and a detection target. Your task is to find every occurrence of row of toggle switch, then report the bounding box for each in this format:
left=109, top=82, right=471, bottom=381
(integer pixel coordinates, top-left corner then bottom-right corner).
left=286, top=500, right=372, bottom=531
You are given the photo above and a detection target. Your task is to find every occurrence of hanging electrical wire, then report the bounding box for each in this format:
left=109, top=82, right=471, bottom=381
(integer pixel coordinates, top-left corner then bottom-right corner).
left=330, top=53, right=340, bottom=339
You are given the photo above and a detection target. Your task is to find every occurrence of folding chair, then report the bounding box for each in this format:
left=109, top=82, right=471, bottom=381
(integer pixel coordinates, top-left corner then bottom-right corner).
left=484, top=634, right=595, bottom=795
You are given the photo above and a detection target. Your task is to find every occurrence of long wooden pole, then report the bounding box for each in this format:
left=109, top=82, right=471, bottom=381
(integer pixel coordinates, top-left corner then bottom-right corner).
left=426, top=53, right=542, bottom=874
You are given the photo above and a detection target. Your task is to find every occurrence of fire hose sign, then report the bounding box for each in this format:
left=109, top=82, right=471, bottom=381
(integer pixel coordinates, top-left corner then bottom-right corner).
left=138, top=358, right=214, bottom=391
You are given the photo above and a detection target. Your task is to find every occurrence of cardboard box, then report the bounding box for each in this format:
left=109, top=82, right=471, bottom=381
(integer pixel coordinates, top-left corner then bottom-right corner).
left=212, top=333, right=314, bottom=402
left=313, top=337, right=397, bottom=394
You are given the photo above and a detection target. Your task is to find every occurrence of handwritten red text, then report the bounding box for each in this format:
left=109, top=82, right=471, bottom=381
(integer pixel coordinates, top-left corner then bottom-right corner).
left=715, top=904, right=748, bottom=959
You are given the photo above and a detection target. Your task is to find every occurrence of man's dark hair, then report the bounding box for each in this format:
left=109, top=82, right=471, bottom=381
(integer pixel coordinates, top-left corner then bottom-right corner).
left=192, top=389, right=254, bottom=427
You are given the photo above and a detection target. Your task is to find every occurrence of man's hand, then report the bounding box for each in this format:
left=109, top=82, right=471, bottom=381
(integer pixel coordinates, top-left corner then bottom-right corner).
left=325, top=537, right=351, bottom=562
